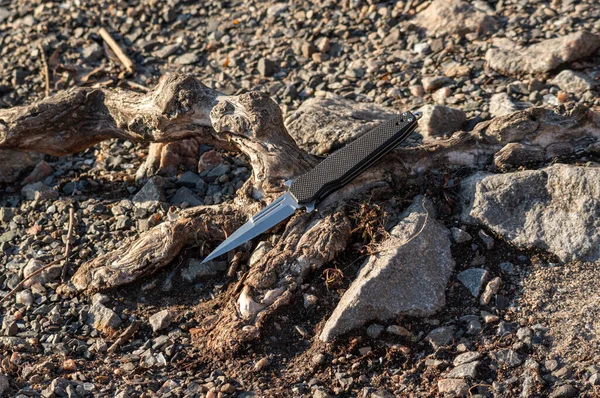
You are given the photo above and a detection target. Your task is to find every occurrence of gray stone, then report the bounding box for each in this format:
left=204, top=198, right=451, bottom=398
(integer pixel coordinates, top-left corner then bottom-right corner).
left=149, top=309, right=172, bottom=333
left=170, top=187, right=203, bottom=207
left=0, top=373, right=8, bottom=396
left=438, top=378, right=469, bottom=396
left=181, top=259, right=227, bottom=281
left=457, top=268, right=488, bottom=297
left=21, top=182, right=58, bottom=201
left=153, top=43, right=180, bottom=59
left=461, top=164, right=600, bottom=262
left=81, top=41, right=103, bottom=61
left=426, top=326, right=456, bottom=349
left=486, top=31, right=600, bottom=76
left=0, top=230, right=17, bottom=243
left=0, top=337, right=32, bottom=352
left=285, top=95, right=396, bottom=155
left=589, top=373, right=600, bottom=385
left=491, top=349, right=522, bottom=367
left=489, top=93, right=517, bottom=118
left=551, top=70, right=596, bottom=95
left=454, top=351, right=482, bottom=366
left=319, top=197, right=454, bottom=342
left=418, top=105, right=465, bottom=139
left=421, top=76, right=454, bottom=93
left=22, top=259, right=61, bottom=287
left=88, top=302, right=122, bottom=332
left=549, top=384, right=578, bottom=398
left=0, top=207, right=15, bottom=222
left=451, top=227, right=472, bottom=243
left=174, top=52, right=200, bottom=65
left=257, top=58, right=275, bottom=77
left=444, top=361, right=480, bottom=379
left=133, top=177, right=167, bottom=203
left=413, top=0, right=495, bottom=37
left=366, top=324, right=384, bottom=339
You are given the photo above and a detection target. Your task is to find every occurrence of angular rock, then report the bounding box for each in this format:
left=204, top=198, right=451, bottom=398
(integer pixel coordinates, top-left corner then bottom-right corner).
left=421, top=76, right=453, bottom=93
left=21, top=181, right=58, bottom=201
left=549, top=385, right=579, bottom=398
left=82, top=42, right=103, bottom=61
left=22, top=160, right=53, bottom=184
left=454, top=351, right=482, bottom=366
left=149, top=309, right=172, bottom=332
left=285, top=95, right=396, bottom=155
left=426, top=326, right=456, bottom=349
left=444, top=361, right=480, bottom=379
left=457, top=268, right=488, bottom=297
left=451, top=227, right=472, bottom=243
left=133, top=177, right=167, bottom=203
left=319, top=197, right=454, bottom=342
left=413, top=0, right=496, bottom=37
left=0, top=336, right=32, bottom=352
left=170, top=187, right=203, bottom=207
left=489, top=93, right=518, bottom=118
left=257, top=58, right=275, bottom=77
left=198, top=150, right=224, bottom=172
left=88, top=302, right=122, bottom=332
left=461, top=164, right=600, bottom=262
left=486, top=31, right=600, bottom=76
left=438, top=378, right=469, bottom=397
left=153, top=43, right=180, bottom=59
left=174, top=52, right=200, bottom=65
left=491, top=349, right=522, bottom=367
left=550, top=70, right=596, bottom=96
left=418, top=105, right=465, bottom=139
left=23, top=259, right=61, bottom=287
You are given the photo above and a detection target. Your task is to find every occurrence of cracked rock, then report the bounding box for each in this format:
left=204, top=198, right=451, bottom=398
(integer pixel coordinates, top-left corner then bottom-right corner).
left=319, top=197, right=454, bottom=342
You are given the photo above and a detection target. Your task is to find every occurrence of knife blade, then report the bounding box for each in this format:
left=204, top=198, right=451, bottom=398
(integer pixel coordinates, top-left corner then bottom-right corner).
left=202, top=111, right=421, bottom=263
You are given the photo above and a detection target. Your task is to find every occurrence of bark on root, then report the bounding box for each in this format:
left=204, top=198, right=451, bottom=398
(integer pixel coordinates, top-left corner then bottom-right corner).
left=2, top=74, right=599, bottom=356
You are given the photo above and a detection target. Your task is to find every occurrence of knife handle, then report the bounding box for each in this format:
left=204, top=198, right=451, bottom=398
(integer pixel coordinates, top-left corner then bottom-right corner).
left=290, top=112, right=419, bottom=205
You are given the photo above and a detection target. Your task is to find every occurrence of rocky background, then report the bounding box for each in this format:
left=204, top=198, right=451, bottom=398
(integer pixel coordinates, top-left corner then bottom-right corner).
left=1, top=0, right=600, bottom=397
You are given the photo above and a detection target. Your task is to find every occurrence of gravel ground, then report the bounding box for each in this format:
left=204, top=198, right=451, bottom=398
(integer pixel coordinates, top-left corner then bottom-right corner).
left=1, top=0, right=600, bottom=397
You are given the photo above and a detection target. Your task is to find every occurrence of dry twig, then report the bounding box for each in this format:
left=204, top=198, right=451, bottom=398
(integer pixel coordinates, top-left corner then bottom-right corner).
left=61, top=207, right=75, bottom=281
left=98, top=27, right=135, bottom=74
left=0, top=207, right=76, bottom=307
left=38, top=44, right=51, bottom=97
left=107, top=320, right=141, bottom=354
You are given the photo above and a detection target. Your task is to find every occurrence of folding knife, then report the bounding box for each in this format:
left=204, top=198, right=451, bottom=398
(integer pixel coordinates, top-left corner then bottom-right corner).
left=202, top=111, right=422, bottom=263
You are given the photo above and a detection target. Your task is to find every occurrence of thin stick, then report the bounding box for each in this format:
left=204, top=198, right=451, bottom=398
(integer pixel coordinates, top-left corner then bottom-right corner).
left=0, top=207, right=76, bottom=307
left=38, top=44, right=51, bottom=97
left=61, top=207, right=75, bottom=281
left=98, top=27, right=136, bottom=74
left=0, top=258, right=62, bottom=306
left=107, top=320, right=141, bottom=353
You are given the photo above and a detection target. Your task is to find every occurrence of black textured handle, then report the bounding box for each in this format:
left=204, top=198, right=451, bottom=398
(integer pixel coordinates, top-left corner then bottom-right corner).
left=290, top=112, right=419, bottom=205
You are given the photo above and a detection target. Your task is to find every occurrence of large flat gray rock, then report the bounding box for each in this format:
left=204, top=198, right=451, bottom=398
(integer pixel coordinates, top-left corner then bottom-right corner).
left=319, top=196, right=454, bottom=342
left=461, top=164, right=600, bottom=262
left=285, top=95, right=396, bottom=155
left=486, top=31, right=600, bottom=76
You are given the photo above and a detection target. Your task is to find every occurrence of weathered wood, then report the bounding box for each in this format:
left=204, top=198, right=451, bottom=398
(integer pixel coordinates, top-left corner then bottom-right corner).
left=3, top=74, right=599, bottom=357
